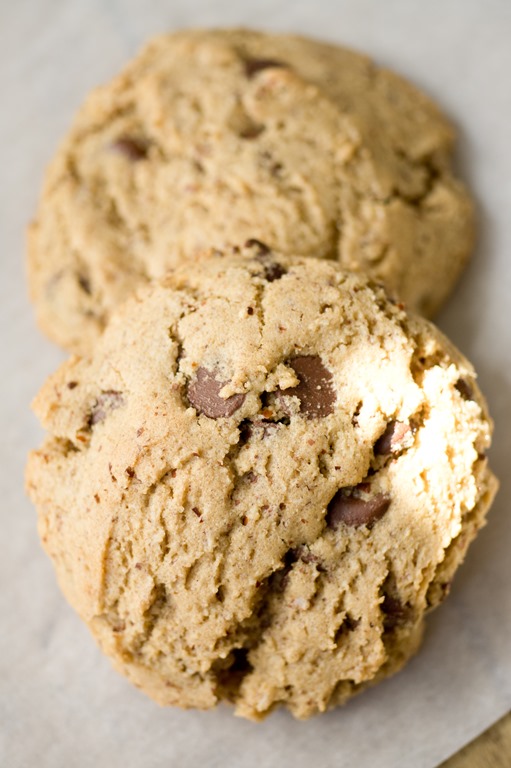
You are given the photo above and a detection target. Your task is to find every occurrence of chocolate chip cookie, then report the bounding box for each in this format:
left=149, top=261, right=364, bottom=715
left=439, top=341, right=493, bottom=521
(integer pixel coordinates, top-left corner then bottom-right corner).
left=28, top=28, right=474, bottom=353
left=26, top=246, right=497, bottom=719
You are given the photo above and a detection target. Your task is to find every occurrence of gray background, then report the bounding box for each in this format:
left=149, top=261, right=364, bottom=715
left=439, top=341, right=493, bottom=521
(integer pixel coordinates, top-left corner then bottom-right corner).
left=1, top=1, right=510, bottom=766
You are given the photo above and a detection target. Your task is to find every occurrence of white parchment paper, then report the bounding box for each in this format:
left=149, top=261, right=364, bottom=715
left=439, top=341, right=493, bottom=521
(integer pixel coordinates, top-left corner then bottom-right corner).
left=1, top=1, right=510, bottom=766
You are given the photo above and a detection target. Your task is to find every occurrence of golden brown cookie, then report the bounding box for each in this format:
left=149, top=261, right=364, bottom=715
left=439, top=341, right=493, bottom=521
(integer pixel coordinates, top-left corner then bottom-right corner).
left=28, top=28, right=474, bottom=353
left=26, top=246, right=497, bottom=719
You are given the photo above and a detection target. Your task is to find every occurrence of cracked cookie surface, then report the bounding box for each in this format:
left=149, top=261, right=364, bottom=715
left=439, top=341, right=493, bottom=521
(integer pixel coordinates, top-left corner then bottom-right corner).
left=28, top=28, right=474, bottom=353
left=26, top=247, right=497, bottom=720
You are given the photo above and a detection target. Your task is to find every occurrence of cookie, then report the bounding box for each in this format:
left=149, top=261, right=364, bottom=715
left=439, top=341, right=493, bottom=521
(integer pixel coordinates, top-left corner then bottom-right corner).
left=26, top=246, right=497, bottom=720
left=28, top=28, right=474, bottom=354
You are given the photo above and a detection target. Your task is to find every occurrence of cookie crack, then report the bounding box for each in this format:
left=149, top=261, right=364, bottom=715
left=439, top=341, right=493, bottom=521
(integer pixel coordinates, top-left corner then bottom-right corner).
left=210, top=550, right=298, bottom=700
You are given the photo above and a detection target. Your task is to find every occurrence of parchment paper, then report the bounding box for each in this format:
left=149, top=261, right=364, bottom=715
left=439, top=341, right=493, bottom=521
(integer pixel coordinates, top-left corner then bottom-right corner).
left=1, top=1, right=510, bottom=766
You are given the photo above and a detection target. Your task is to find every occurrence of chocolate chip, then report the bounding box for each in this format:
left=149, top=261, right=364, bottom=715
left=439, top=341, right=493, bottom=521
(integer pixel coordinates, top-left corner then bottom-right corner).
left=111, top=136, right=149, bottom=161
left=262, top=261, right=286, bottom=282
left=244, top=238, right=271, bottom=255
left=187, top=368, right=245, bottom=419
left=244, top=57, right=287, bottom=78
left=455, top=378, right=474, bottom=401
left=375, top=420, right=411, bottom=456
left=89, top=390, right=125, bottom=425
left=67, top=381, right=78, bottom=390
left=244, top=240, right=287, bottom=281
left=277, top=356, right=336, bottom=418
left=326, top=490, right=390, bottom=529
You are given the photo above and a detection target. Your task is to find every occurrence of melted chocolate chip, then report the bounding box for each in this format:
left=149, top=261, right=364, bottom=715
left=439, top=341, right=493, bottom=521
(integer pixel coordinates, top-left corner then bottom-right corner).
left=89, top=391, right=125, bottom=425
left=187, top=367, right=245, bottom=419
left=455, top=378, right=474, bottom=401
left=244, top=57, right=287, bottom=78
left=111, top=136, right=149, bottom=161
left=327, top=490, right=390, bottom=529
left=277, top=356, right=336, bottom=418
left=375, top=420, right=411, bottom=456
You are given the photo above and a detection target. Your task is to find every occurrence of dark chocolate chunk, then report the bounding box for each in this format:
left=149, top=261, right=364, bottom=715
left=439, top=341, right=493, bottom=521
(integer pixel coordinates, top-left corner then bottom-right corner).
left=375, top=420, right=411, bottom=456
left=111, top=136, right=149, bottom=161
left=455, top=378, right=474, bottom=401
left=244, top=57, right=287, bottom=78
left=89, top=390, right=124, bottom=425
left=277, top=356, right=336, bottom=418
left=327, top=491, right=390, bottom=529
left=187, top=367, right=245, bottom=419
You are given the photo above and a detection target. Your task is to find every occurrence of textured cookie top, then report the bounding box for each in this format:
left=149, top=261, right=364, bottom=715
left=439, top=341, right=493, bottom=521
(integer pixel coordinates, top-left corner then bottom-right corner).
left=27, top=247, right=496, bottom=719
left=28, top=28, right=474, bottom=353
